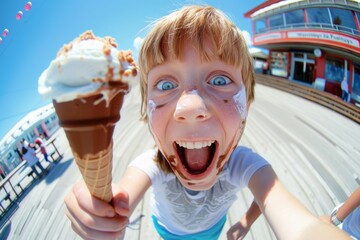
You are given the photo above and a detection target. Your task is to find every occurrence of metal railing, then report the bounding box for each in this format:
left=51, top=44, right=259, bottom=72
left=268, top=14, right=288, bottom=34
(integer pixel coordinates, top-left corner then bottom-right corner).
left=256, top=22, right=360, bottom=37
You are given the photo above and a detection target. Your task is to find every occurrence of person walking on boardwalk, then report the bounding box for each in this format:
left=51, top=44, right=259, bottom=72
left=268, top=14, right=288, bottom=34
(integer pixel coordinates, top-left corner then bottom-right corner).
left=0, top=164, right=5, bottom=179
left=341, top=76, right=349, bottom=102
left=22, top=142, right=47, bottom=178
left=35, top=133, right=55, bottom=167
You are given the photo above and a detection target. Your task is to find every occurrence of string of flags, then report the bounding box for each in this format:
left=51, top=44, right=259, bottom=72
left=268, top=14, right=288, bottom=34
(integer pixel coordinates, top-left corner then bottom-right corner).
left=0, top=2, right=32, bottom=44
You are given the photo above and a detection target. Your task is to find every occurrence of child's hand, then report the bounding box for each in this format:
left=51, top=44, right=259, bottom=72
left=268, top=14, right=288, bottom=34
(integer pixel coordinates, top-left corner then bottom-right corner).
left=65, top=181, right=130, bottom=240
left=226, top=218, right=250, bottom=240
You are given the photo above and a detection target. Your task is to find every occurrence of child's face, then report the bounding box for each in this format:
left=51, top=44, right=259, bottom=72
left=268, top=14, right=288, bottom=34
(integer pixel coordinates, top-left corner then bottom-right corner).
left=147, top=41, right=248, bottom=190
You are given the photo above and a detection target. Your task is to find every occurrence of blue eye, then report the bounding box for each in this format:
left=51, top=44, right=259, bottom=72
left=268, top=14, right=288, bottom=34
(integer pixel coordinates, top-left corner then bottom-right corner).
left=156, top=80, right=178, bottom=90
left=209, top=75, right=231, bottom=86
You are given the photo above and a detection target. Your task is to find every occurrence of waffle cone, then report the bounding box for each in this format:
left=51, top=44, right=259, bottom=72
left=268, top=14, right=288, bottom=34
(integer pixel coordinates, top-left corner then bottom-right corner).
left=53, top=82, right=128, bottom=202
left=74, top=142, right=113, bottom=202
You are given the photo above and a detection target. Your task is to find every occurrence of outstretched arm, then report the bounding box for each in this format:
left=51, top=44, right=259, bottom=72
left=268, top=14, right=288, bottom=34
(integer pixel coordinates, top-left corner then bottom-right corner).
left=227, top=200, right=261, bottom=240
left=117, top=166, right=152, bottom=215
left=65, top=166, right=151, bottom=239
left=249, top=166, right=350, bottom=240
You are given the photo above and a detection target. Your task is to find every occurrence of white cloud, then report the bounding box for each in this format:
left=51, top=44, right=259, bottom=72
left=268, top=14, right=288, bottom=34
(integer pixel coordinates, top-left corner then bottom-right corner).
left=242, top=30, right=253, bottom=46
left=133, top=37, right=144, bottom=52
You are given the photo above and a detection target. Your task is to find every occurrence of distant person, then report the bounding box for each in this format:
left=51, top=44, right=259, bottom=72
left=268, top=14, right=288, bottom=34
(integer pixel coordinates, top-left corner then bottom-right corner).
left=262, top=61, right=269, bottom=74
left=14, top=147, right=22, bottom=160
left=22, top=143, right=47, bottom=178
left=20, top=138, right=29, bottom=149
left=341, top=76, right=349, bottom=102
left=321, top=187, right=360, bottom=239
left=0, top=164, right=5, bottom=179
left=35, top=134, right=55, bottom=167
left=20, top=138, right=30, bottom=161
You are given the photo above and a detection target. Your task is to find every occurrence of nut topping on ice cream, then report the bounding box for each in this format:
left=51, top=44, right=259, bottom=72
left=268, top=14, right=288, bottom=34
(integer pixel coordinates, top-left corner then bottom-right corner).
left=38, top=30, right=137, bottom=105
left=37, top=31, right=137, bottom=202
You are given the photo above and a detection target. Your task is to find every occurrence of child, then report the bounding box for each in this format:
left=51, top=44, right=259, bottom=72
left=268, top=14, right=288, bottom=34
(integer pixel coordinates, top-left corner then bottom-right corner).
left=22, top=142, right=47, bottom=178
left=35, top=133, right=54, bottom=166
left=65, top=5, right=350, bottom=239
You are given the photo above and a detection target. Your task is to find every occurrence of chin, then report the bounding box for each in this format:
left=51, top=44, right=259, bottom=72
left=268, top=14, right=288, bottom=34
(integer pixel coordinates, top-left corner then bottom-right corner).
left=178, top=175, right=219, bottom=191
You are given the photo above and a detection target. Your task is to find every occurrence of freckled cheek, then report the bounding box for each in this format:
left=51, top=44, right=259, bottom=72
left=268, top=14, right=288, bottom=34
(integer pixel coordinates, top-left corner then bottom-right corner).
left=148, top=103, right=173, bottom=148
left=219, top=97, right=247, bottom=120
left=149, top=109, right=164, bottom=135
left=216, top=99, right=243, bottom=118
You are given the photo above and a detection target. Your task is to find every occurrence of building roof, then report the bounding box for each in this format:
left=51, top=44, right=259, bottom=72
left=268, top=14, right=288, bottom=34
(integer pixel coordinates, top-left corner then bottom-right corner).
left=245, top=0, right=360, bottom=18
left=244, top=0, right=283, bottom=18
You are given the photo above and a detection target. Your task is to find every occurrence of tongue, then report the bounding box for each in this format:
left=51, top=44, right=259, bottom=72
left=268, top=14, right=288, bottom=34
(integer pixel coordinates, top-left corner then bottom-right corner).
left=184, top=147, right=211, bottom=172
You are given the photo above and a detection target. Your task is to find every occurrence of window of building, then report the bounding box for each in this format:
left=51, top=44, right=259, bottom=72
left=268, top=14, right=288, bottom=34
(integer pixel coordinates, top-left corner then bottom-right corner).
left=353, top=64, right=360, bottom=97
left=306, top=8, right=331, bottom=27
left=269, top=14, right=284, bottom=29
left=291, top=52, right=315, bottom=84
left=255, top=18, right=267, bottom=33
left=330, top=8, right=357, bottom=33
left=357, top=12, right=360, bottom=26
left=285, top=9, right=304, bottom=27
left=325, top=57, right=348, bottom=83
left=294, top=53, right=304, bottom=58
left=271, top=51, right=288, bottom=77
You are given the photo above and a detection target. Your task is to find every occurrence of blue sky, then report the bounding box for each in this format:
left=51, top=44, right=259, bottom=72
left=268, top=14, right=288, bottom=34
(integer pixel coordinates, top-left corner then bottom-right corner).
left=0, top=0, right=264, bottom=140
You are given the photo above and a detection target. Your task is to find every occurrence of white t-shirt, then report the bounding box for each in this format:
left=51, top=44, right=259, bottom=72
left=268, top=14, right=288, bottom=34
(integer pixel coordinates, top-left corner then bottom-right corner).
left=23, top=147, right=39, bottom=166
left=129, top=146, right=270, bottom=235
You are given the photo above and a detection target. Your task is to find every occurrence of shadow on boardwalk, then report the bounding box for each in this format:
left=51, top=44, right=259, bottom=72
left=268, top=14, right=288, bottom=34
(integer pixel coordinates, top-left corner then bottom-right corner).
left=0, top=159, right=72, bottom=231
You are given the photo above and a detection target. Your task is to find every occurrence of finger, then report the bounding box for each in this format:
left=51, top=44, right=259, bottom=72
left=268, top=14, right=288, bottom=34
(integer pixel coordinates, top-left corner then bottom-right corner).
left=73, top=181, right=116, bottom=217
left=66, top=210, right=125, bottom=240
left=112, top=185, right=130, bottom=217
left=65, top=188, right=128, bottom=232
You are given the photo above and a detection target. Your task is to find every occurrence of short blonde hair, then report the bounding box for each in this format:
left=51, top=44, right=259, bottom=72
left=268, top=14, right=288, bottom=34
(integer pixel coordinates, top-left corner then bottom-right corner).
left=139, top=5, right=255, bottom=121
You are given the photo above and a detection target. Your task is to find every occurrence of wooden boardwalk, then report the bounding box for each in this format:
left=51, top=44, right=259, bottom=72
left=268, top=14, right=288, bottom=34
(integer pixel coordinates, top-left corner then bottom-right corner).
left=0, top=83, right=359, bottom=240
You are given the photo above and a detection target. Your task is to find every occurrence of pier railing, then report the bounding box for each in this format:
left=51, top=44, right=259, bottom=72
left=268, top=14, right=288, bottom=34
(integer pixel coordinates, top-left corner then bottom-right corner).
left=255, top=73, right=360, bottom=124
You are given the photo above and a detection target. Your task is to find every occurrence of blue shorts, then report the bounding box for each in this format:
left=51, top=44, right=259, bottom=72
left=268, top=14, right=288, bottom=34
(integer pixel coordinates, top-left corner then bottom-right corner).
left=151, top=215, right=227, bottom=240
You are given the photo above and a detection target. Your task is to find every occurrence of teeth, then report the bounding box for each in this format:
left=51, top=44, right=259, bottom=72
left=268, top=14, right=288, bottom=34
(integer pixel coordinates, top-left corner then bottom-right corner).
left=176, top=140, right=215, bottom=149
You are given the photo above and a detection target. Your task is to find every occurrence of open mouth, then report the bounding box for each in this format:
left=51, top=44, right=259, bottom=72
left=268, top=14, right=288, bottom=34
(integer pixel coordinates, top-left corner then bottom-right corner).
left=175, top=140, right=217, bottom=175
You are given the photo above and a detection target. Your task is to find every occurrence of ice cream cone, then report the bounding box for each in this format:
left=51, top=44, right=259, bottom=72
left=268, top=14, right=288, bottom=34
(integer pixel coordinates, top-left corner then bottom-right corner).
left=38, top=30, right=138, bottom=202
left=74, top=142, right=113, bottom=202
left=53, top=82, right=128, bottom=202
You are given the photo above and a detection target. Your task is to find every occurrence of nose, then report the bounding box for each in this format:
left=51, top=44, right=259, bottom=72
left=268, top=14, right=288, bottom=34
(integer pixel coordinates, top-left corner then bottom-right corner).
left=174, top=90, right=210, bottom=122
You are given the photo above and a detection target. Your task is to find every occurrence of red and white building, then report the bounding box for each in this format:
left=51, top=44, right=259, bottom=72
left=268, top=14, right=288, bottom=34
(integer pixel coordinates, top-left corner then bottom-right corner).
left=245, top=0, right=360, bottom=105
left=0, top=104, right=59, bottom=175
